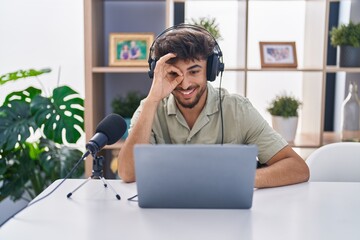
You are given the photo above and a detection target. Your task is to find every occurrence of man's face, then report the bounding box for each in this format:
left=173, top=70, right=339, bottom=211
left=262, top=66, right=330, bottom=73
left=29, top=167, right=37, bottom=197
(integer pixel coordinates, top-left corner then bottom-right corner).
left=169, top=59, right=208, bottom=109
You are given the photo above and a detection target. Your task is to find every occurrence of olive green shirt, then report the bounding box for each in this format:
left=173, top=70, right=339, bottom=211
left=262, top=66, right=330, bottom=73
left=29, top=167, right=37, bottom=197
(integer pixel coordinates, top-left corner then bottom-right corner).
left=130, top=83, right=287, bottom=164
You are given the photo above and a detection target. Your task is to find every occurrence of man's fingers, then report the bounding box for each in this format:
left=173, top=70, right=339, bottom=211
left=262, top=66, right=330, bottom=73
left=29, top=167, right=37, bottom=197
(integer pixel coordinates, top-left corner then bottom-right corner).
left=157, top=53, right=176, bottom=65
left=166, top=65, right=183, bottom=78
left=170, top=75, right=184, bottom=89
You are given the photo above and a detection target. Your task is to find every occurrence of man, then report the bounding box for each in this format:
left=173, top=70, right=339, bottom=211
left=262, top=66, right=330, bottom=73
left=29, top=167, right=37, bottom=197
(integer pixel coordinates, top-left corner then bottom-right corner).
left=118, top=25, right=309, bottom=188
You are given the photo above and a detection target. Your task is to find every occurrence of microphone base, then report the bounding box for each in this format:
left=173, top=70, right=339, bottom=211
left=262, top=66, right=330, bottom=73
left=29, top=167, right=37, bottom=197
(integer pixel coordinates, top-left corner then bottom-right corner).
left=66, top=154, right=121, bottom=200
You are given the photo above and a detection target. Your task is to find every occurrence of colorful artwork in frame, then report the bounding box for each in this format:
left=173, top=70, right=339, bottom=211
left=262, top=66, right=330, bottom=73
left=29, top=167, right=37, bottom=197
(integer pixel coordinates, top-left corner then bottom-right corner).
left=259, top=42, right=298, bottom=68
left=109, top=33, right=154, bottom=67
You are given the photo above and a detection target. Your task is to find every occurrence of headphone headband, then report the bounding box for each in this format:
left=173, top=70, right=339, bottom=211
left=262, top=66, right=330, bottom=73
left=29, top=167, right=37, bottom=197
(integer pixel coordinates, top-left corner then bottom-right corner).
left=147, top=23, right=224, bottom=81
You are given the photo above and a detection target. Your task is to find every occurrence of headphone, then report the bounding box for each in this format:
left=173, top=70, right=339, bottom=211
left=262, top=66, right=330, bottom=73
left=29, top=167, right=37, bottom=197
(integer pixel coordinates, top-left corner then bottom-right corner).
left=147, top=24, right=225, bottom=82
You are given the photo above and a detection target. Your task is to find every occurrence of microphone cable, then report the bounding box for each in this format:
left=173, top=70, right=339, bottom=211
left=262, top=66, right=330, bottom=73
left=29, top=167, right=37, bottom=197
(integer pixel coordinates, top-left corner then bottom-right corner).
left=0, top=151, right=90, bottom=227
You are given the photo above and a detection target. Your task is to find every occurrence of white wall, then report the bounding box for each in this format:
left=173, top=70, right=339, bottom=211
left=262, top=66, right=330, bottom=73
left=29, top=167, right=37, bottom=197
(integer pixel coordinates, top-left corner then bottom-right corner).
left=0, top=0, right=85, bottom=103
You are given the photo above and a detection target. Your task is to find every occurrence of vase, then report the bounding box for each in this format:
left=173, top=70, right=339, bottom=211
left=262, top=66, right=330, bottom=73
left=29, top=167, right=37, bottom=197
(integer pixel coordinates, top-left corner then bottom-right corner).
left=341, top=81, right=360, bottom=142
left=339, top=46, right=360, bottom=67
left=271, top=116, right=299, bottom=143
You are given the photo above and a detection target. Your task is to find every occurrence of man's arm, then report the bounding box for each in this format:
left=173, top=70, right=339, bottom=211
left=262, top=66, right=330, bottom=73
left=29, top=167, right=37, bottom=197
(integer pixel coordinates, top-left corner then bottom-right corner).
left=255, top=145, right=310, bottom=188
left=117, top=53, right=183, bottom=182
left=117, top=99, right=159, bottom=182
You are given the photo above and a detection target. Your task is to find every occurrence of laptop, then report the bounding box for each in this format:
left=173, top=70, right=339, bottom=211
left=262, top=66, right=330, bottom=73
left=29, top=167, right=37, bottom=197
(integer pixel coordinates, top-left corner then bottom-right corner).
left=133, top=144, right=258, bottom=209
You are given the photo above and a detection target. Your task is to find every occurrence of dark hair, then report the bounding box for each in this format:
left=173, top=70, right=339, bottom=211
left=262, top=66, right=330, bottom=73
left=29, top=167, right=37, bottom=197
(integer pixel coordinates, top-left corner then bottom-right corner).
left=153, top=27, right=216, bottom=64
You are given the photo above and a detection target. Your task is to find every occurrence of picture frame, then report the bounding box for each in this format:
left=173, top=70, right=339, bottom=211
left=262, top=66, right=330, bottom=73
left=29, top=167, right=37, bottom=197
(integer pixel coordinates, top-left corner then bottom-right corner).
left=259, top=42, right=298, bottom=68
left=109, top=33, right=154, bottom=67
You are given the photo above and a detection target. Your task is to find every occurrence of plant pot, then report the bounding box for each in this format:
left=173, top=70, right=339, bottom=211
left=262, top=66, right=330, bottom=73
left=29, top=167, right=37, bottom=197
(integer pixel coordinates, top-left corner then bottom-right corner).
left=271, top=116, right=298, bottom=143
left=339, top=46, right=360, bottom=67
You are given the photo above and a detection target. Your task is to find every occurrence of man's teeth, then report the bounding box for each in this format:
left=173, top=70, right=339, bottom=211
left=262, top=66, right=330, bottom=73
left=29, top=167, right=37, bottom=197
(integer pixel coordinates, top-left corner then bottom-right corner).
left=181, top=89, right=194, bottom=95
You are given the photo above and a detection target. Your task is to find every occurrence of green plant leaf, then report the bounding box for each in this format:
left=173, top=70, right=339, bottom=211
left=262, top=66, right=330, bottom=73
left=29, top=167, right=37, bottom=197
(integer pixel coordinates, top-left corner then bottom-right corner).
left=39, top=139, right=84, bottom=181
left=267, top=94, right=302, bottom=118
left=0, top=138, right=83, bottom=202
left=189, top=16, right=222, bottom=41
left=3, top=86, right=42, bottom=105
left=330, top=21, right=360, bottom=47
left=112, top=91, right=145, bottom=118
left=0, top=68, right=51, bottom=87
left=0, top=101, right=38, bottom=151
left=31, top=86, right=84, bottom=144
left=0, top=146, right=38, bottom=201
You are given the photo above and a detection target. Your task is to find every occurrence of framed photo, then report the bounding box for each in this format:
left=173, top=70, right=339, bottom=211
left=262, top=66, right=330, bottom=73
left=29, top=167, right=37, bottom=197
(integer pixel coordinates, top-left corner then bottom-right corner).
left=259, top=42, right=298, bottom=68
left=109, top=33, right=154, bottom=67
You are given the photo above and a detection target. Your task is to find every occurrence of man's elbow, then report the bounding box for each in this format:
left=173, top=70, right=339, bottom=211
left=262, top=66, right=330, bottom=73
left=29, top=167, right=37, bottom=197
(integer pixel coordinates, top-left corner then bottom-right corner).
left=120, top=177, right=135, bottom=183
left=299, top=160, right=310, bottom=183
left=118, top=169, right=136, bottom=183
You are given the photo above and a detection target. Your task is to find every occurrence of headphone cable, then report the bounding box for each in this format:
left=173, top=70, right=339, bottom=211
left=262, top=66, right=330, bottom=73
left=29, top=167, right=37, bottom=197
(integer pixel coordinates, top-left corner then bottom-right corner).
left=218, top=70, right=224, bottom=145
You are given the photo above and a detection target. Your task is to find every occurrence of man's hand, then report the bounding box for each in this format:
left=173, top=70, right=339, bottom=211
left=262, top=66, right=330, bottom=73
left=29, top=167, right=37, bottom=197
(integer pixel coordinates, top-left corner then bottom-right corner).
left=147, top=53, right=184, bottom=103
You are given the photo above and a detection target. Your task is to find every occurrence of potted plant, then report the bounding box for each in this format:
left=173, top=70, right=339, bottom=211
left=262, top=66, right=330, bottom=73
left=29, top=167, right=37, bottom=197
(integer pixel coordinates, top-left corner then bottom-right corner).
left=0, top=68, right=84, bottom=203
left=111, top=91, right=145, bottom=139
left=189, top=16, right=222, bottom=41
left=330, top=21, right=360, bottom=67
left=267, top=93, right=302, bottom=142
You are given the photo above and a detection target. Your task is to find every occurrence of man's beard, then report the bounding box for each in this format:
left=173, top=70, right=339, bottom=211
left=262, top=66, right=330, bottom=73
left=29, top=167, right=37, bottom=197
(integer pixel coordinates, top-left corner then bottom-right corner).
left=174, top=84, right=207, bottom=109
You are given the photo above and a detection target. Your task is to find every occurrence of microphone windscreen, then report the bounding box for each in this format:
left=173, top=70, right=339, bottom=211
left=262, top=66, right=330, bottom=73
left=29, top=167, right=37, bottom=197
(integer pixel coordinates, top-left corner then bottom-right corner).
left=96, top=113, right=127, bottom=145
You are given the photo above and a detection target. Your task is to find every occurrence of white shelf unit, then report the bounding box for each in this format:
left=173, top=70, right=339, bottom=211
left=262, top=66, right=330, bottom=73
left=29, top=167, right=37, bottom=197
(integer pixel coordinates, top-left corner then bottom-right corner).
left=84, top=0, right=359, bottom=175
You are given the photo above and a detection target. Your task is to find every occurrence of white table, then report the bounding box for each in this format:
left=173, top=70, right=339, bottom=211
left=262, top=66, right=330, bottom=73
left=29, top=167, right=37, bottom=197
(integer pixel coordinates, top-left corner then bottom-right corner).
left=1, top=179, right=359, bottom=240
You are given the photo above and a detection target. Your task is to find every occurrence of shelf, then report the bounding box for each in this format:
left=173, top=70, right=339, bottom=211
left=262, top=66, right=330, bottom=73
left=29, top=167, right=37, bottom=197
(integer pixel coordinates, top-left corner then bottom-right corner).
left=93, top=66, right=149, bottom=73
left=281, top=131, right=341, bottom=148
left=224, top=67, right=246, bottom=72
left=325, top=66, right=360, bottom=73
left=246, top=67, right=323, bottom=72
left=289, top=132, right=321, bottom=148
left=322, top=131, right=341, bottom=145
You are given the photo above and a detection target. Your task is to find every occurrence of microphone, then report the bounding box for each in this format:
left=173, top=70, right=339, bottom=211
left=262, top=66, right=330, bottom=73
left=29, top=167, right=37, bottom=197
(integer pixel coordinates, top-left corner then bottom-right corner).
left=86, top=113, right=127, bottom=155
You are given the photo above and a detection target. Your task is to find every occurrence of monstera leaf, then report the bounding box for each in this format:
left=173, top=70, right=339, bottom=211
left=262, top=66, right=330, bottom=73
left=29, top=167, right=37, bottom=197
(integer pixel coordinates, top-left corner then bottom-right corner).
left=0, top=101, right=38, bottom=151
left=0, top=145, right=38, bottom=201
left=31, top=86, right=84, bottom=144
left=3, top=86, right=42, bottom=105
left=0, top=68, right=51, bottom=86
left=39, top=139, right=84, bottom=181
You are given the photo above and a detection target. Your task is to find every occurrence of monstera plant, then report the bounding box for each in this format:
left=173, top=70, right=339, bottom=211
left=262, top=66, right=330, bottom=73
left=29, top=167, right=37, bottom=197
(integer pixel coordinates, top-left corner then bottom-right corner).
left=0, top=68, right=84, bottom=202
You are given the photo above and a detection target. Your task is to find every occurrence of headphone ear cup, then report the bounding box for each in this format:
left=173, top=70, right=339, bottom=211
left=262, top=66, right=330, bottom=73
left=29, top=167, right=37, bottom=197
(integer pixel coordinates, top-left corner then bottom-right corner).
left=148, top=59, right=157, bottom=78
left=206, top=53, right=220, bottom=82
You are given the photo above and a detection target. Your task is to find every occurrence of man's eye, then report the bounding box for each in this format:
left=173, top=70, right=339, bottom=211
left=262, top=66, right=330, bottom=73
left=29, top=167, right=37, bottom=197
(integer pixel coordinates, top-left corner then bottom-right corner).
left=190, top=70, right=200, bottom=75
left=168, top=72, right=179, bottom=77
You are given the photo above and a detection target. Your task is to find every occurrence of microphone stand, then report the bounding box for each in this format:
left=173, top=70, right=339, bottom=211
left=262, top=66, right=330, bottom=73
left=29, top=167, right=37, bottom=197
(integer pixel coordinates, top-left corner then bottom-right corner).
left=67, top=152, right=121, bottom=200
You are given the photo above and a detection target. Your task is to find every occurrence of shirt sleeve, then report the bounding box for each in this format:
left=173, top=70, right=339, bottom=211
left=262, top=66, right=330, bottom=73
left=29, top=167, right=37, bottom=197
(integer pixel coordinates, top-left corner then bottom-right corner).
left=128, top=100, right=157, bottom=144
left=239, top=98, right=288, bottom=164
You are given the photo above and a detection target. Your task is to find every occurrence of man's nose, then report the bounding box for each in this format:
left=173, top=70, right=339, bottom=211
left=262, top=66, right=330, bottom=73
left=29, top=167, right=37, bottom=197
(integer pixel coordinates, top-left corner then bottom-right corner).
left=178, top=74, right=191, bottom=89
